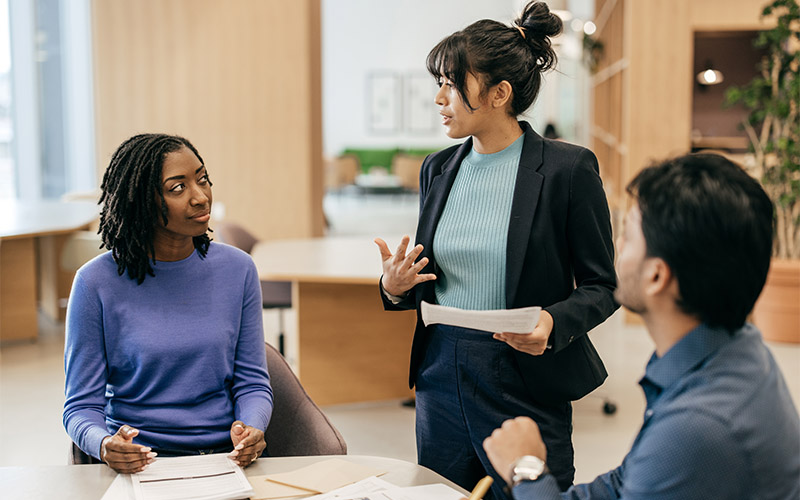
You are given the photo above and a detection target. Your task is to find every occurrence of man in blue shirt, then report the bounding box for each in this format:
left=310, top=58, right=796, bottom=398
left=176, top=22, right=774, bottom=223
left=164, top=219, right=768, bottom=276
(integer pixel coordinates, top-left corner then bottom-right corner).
left=483, top=153, right=800, bottom=499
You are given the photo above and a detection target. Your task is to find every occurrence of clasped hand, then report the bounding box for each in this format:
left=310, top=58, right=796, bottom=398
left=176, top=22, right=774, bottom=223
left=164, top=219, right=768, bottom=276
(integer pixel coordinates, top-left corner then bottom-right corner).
left=375, top=235, right=436, bottom=296
left=101, top=421, right=265, bottom=473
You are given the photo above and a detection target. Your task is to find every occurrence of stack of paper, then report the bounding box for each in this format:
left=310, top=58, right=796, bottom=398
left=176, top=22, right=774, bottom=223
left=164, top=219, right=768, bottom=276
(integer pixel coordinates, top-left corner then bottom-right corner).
left=100, top=454, right=253, bottom=500
left=421, top=301, right=541, bottom=334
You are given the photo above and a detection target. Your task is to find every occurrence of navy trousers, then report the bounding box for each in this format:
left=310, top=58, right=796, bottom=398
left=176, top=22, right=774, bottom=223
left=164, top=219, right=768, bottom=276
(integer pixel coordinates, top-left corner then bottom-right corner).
left=415, top=325, right=574, bottom=500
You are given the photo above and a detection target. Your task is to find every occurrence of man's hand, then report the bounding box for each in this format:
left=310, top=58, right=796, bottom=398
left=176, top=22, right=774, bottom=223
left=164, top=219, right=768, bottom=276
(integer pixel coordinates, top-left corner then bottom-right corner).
left=228, top=421, right=265, bottom=467
left=493, top=310, right=553, bottom=356
left=101, top=425, right=156, bottom=474
left=483, top=417, right=547, bottom=483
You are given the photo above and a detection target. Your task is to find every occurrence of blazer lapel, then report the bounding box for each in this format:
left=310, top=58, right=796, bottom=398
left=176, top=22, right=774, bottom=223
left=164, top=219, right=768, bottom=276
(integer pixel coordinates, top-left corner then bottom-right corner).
left=415, top=140, right=471, bottom=304
left=506, top=123, right=544, bottom=307
left=416, top=139, right=472, bottom=255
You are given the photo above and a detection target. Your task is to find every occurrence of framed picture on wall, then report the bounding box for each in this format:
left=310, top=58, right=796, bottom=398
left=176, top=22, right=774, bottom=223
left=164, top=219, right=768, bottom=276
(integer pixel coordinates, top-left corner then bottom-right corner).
left=405, top=73, right=438, bottom=134
left=367, top=72, right=401, bottom=134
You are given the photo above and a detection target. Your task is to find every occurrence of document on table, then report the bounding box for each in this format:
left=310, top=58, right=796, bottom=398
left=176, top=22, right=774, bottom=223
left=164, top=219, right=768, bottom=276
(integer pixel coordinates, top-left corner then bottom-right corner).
left=263, top=458, right=387, bottom=494
left=421, top=301, right=541, bottom=334
left=130, top=454, right=253, bottom=500
left=308, top=477, right=464, bottom=500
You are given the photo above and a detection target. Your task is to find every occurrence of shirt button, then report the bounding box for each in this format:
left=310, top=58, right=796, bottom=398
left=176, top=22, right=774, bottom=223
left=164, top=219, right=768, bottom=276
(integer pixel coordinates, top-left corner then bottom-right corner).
left=568, top=336, right=574, bottom=342
left=645, top=409, right=654, bottom=418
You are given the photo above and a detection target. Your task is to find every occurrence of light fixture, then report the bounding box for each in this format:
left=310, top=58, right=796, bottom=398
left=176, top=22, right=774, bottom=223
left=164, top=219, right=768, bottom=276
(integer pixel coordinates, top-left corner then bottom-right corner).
left=571, top=18, right=584, bottom=32
left=583, top=21, right=597, bottom=36
left=696, top=62, right=724, bottom=86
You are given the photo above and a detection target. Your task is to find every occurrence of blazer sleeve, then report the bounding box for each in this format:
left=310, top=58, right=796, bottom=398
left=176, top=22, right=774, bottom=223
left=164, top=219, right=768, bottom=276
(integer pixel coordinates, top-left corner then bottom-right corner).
left=545, top=148, right=618, bottom=353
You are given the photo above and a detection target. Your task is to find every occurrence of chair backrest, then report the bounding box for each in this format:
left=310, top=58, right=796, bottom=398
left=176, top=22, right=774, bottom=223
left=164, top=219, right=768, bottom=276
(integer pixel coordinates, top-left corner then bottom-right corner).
left=60, top=231, right=106, bottom=272
left=214, top=221, right=259, bottom=254
left=391, top=153, right=424, bottom=191
left=70, top=442, right=102, bottom=465
left=264, top=342, right=347, bottom=456
left=327, top=154, right=360, bottom=189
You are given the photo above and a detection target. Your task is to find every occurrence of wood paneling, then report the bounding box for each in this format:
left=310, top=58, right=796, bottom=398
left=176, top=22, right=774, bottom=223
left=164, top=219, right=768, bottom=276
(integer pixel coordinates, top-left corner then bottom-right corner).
left=591, top=0, right=767, bottom=324
left=92, top=0, right=324, bottom=241
left=295, top=282, right=416, bottom=405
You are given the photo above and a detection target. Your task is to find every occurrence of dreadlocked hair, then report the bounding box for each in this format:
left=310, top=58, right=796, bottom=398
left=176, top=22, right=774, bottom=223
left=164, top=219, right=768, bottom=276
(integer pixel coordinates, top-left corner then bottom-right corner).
left=98, top=133, right=212, bottom=284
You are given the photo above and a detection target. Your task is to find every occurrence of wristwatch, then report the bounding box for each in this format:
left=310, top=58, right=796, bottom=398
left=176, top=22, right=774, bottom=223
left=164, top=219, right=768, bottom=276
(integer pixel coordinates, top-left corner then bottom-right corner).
left=510, top=455, right=548, bottom=487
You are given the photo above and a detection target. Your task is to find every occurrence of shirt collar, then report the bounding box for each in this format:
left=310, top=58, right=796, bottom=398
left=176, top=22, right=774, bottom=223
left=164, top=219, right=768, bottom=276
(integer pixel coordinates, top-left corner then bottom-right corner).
left=640, top=323, right=732, bottom=393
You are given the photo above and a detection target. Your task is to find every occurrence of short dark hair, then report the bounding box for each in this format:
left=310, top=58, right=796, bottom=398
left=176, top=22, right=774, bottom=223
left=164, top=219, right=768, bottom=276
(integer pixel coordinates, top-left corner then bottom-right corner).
left=426, top=1, right=562, bottom=116
left=98, top=133, right=211, bottom=284
left=626, top=153, right=773, bottom=331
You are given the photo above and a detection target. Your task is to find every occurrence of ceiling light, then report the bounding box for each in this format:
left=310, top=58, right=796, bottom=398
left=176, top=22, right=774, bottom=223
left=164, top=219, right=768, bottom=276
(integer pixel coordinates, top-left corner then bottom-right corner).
left=583, top=21, right=597, bottom=35
left=696, top=64, right=725, bottom=85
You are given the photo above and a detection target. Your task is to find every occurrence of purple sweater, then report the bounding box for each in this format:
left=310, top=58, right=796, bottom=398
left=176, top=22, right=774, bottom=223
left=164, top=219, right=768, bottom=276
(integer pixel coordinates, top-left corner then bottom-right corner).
left=63, top=242, right=273, bottom=459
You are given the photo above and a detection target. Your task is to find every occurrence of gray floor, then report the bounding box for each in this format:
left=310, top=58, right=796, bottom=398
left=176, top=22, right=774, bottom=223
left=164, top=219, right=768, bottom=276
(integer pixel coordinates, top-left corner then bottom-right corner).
left=1, top=191, right=798, bottom=487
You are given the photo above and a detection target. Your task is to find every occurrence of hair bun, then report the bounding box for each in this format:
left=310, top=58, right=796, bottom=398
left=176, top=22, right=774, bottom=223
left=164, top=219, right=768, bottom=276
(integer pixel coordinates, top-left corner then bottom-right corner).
left=515, top=1, right=563, bottom=39
left=513, top=1, right=563, bottom=71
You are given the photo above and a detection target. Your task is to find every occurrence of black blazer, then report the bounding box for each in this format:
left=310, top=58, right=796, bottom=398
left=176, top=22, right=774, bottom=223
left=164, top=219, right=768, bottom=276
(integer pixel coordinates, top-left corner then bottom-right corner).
left=381, top=122, right=619, bottom=404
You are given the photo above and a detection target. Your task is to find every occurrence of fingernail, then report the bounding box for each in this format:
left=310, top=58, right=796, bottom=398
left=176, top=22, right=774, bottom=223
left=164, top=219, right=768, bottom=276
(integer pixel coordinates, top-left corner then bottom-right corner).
left=147, top=452, right=157, bottom=458
left=229, top=450, right=239, bottom=457
left=235, top=444, right=244, bottom=450
left=147, top=458, right=155, bottom=464
left=140, top=447, right=151, bottom=452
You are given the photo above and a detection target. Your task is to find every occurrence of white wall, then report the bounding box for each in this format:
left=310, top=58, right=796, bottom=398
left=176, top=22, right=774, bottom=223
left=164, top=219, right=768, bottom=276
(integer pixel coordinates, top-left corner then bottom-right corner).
left=322, top=0, right=518, bottom=156
left=321, top=0, right=593, bottom=156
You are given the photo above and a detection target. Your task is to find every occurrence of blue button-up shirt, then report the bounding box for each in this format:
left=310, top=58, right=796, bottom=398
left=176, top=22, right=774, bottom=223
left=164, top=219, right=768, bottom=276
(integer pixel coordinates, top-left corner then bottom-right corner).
left=514, top=323, right=800, bottom=500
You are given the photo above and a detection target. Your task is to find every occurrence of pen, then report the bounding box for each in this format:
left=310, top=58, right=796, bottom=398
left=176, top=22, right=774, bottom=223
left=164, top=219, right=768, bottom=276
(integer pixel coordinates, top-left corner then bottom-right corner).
left=468, top=476, right=494, bottom=500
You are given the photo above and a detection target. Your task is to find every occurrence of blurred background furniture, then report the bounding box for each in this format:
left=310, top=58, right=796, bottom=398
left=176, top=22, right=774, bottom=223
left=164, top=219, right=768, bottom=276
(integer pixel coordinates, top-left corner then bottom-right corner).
left=0, top=200, right=99, bottom=341
left=390, top=153, right=425, bottom=192
left=324, top=154, right=361, bottom=193
left=214, top=221, right=292, bottom=356
left=250, top=236, right=416, bottom=405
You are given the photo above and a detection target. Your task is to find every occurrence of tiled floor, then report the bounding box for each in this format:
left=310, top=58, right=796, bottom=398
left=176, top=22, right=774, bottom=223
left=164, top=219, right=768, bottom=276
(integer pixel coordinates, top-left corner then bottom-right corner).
left=1, top=191, right=798, bottom=488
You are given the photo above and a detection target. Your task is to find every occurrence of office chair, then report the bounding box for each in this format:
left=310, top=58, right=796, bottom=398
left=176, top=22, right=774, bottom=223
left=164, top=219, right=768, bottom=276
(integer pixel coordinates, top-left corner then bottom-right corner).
left=69, top=343, right=347, bottom=463
left=213, top=221, right=292, bottom=355
left=263, top=342, right=347, bottom=456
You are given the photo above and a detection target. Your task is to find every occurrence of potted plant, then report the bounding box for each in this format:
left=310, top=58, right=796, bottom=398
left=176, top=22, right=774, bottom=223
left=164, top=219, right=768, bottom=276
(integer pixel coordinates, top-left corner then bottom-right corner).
left=725, top=0, right=800, bottom=342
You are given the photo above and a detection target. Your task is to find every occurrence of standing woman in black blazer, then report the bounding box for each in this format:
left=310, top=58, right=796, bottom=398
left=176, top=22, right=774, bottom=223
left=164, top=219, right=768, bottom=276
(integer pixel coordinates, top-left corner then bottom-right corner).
left=375, top=2, right=617, bottom=498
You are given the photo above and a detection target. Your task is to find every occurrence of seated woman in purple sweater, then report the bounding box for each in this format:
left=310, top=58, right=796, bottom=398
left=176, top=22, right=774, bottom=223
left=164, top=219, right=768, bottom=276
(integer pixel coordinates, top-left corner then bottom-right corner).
left=63, top=134, right=273, bottom=473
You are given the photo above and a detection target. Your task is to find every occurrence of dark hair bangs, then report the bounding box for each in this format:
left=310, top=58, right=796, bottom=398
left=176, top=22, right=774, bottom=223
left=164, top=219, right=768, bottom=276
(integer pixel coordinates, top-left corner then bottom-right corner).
left=426, top=33, right=476, bottom=111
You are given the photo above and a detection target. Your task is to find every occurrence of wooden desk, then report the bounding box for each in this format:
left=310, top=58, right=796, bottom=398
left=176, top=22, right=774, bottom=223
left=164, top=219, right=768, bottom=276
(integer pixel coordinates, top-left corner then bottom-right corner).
left=251, top=237, right=416, bottom=405
left=0, top=200, right=99, bottom=341
left=0, top=455, right=467, bottom=500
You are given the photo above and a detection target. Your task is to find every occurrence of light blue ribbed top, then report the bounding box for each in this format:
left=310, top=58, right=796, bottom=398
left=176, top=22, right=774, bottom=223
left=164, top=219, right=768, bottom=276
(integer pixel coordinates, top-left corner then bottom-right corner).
left=433, top=134, right=523, bottom=310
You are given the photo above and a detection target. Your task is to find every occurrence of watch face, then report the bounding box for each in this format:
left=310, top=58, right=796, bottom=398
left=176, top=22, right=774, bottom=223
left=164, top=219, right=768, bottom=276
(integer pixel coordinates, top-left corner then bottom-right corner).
left=512, top=456, right=546, bottom=484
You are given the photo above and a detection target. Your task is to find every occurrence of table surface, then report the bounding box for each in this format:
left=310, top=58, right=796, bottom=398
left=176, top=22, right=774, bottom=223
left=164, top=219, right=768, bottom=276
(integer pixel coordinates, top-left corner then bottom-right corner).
left=0, top=199, right=100, bottom=240
left=0, top=455, right=467, bottom=500
left=250, top=236, right=407, bottom=285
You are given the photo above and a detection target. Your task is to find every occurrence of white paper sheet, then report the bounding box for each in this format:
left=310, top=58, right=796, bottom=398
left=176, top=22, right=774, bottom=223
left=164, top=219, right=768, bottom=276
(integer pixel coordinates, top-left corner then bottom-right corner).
left=265, top=458, right=387, bottom=493
left=308, top=477, right=463, bottom=500
left=131, top=454, right=253, bottom=500
left=421, top=301, right=540, bottom=334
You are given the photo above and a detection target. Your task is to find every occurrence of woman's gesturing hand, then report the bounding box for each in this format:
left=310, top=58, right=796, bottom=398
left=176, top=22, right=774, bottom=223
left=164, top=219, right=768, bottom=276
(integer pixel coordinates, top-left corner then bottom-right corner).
left=101, top=425, right=156, bottom=474
left=375, top=235, right=437, bottom=297
left=493, top=310, right=554, bottom=356
left=228, top=421, right=265, bottom=467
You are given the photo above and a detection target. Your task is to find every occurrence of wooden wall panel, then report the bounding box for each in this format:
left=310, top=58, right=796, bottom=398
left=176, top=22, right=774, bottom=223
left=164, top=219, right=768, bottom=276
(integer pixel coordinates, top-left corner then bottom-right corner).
left=92, top=0, right=324, bottom=241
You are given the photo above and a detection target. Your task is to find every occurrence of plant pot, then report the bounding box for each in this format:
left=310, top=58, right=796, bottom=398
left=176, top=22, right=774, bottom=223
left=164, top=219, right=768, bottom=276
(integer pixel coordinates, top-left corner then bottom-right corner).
left=752, top=258, right=800, bottom=344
